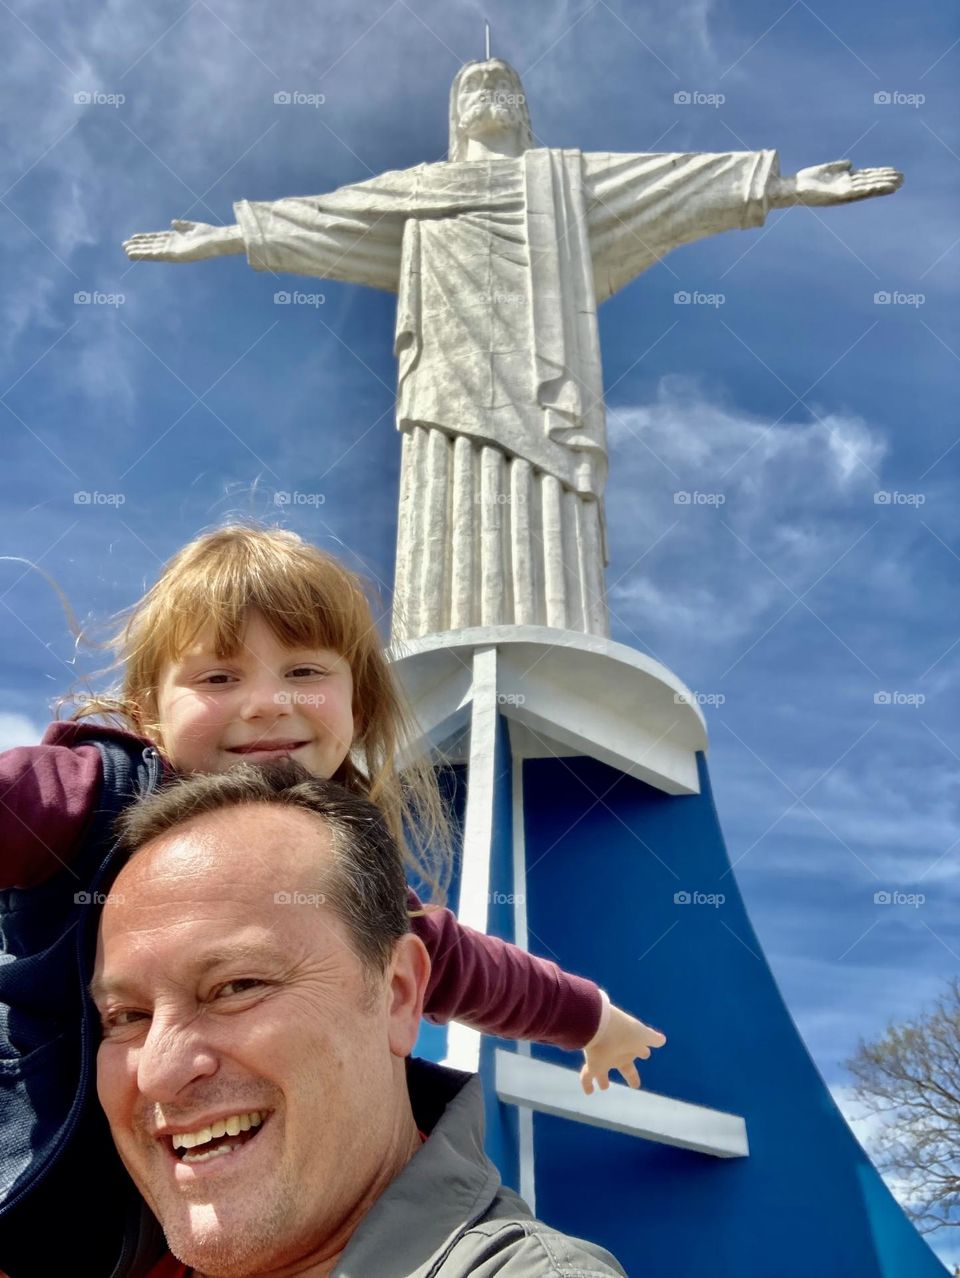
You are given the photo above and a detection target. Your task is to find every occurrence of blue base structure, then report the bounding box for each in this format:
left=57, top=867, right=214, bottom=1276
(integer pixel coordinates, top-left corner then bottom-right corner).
left=515, top=751, right=945, bottom=1274
left=400, top=632, right=947, bottom=1276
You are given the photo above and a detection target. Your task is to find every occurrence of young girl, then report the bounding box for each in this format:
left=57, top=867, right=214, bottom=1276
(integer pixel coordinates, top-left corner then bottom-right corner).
left=0, top=522, right=665, bottom=1277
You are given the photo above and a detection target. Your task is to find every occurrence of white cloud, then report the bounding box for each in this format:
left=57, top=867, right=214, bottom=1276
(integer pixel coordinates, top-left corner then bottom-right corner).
left=607, top=375, right=887, bottom=495
left=609, top=572, right=780, bottom=647
left=51, top=176, right=99, bottom=260
left=2, top=275, right=60, bottom=353
left=605, top=376, right=889, bottom=646
left=775, top=955, right=948, bottom=1071
left=779, top=762, right=960, bottom=867
left=0, top=711, right=45, bottom=750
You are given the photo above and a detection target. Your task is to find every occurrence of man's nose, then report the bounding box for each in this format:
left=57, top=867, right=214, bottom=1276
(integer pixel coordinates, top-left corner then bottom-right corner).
left=136, top=1015, right=218, bottom=1103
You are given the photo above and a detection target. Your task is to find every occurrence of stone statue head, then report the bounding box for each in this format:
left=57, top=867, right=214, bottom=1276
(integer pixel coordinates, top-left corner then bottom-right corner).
left=448, top=59, right=534, bottom=161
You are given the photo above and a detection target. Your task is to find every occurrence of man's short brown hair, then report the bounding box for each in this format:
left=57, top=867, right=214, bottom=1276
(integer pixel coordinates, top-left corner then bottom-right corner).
left=115, top=759, right=411, bottom=976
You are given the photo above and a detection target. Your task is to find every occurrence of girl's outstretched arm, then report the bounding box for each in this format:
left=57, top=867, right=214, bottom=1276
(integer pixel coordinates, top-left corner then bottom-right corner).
left=409, top=888, right=666, bottom=1092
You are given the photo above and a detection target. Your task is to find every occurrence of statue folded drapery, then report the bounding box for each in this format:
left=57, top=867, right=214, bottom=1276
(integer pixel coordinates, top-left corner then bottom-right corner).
left=233, top=143, right=777, bottom=638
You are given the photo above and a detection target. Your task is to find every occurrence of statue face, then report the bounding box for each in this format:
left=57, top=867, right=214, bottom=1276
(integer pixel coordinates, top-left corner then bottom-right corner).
left=456, top=60, right=526, bottom=143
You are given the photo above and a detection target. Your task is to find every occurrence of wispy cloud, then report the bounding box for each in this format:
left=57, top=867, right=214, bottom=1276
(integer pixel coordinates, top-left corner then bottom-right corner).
left=0, top=711, right=45, bottom=750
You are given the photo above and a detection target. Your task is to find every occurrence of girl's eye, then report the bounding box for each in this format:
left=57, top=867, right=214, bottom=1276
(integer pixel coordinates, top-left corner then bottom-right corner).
left=288, top=666, right=327, bottom=678
left=200, top=673, right=236, bottom=685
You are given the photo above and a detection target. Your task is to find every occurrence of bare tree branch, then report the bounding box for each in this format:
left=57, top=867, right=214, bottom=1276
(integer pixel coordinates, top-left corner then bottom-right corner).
left=843, top=978, right=960, bottom=1233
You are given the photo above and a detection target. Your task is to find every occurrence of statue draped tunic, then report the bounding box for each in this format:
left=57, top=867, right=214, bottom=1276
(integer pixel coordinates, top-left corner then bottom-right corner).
left=234, top=147, right=778, bottom=640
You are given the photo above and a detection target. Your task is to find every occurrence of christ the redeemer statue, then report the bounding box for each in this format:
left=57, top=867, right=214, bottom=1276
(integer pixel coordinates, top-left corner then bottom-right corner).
left=125, top=59, right=901, bottom=642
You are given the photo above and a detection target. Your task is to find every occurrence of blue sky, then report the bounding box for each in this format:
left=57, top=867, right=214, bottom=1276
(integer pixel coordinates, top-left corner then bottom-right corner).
left=1, top=0, right=958, bottom=1258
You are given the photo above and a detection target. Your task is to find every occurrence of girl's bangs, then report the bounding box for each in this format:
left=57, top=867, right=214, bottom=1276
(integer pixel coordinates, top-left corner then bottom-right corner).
left=141, top=559, right=366, bottom=667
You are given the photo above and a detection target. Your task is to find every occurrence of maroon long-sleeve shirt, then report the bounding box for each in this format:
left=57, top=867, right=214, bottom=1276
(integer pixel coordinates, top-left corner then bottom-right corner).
left=0, top=722, right=603, bottom=1050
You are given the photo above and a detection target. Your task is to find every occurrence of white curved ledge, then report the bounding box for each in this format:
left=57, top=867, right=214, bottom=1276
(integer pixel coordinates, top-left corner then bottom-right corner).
left=495, top=1050, right=749, bottom=1158
left=388, top=625, right=707, bottom=795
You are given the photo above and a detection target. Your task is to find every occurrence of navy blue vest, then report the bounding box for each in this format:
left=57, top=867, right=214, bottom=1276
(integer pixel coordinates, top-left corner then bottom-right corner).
left=0, top=732, right=166, bottom=1277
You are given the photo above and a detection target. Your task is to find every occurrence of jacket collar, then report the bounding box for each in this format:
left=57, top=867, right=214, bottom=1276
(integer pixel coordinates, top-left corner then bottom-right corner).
left=333, top=1058, right=502, bottom=1277
left=42, top=720, right=154, bottom=749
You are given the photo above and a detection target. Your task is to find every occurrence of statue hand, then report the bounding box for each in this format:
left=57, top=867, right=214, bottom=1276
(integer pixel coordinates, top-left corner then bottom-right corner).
left=123, top=219, right=235, bottom=262
left=794, top=160, right=903, bottom=206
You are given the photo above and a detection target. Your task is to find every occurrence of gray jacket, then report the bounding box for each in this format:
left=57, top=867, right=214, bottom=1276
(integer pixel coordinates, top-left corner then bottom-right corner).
left=332, top=1057, right=628, bottom=1277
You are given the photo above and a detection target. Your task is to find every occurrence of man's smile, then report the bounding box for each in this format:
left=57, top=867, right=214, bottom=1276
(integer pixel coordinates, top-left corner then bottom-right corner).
left=158, top=1109, right=275, bottom=1180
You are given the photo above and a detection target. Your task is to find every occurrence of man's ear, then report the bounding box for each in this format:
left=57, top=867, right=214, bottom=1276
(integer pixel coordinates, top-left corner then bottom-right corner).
left=386, top=933, right=431, bottom=1058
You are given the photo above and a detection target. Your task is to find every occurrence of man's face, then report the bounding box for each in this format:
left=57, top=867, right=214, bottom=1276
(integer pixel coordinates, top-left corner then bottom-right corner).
left=93, top=804, right=423, bottom=1276
left=456, top=60, right=525, bottom=143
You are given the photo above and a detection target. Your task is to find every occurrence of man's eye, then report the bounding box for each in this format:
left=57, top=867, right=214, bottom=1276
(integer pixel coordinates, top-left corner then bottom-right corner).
left=102, top=1009, right=149, bottom=1032
left=216, top=979, right=263, bottom=999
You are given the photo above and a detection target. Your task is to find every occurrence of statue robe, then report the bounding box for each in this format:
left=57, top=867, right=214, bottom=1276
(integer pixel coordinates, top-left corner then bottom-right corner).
left=234, top=147, right=778, bottom=638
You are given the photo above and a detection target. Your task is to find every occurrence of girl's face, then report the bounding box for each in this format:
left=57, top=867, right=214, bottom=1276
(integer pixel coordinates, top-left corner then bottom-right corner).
left=153, top=611, right=355, bottom=779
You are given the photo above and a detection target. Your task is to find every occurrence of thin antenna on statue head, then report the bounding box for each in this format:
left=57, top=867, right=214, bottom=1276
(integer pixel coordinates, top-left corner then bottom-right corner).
left=484, top=20, right=490, bottom=60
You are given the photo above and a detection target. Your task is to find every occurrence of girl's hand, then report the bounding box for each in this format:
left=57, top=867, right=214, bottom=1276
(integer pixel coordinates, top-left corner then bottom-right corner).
left=580, top=1005, right=666, bottom=1094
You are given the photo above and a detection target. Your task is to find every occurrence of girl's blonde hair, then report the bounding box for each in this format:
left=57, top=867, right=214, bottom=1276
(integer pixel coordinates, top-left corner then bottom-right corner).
left=65, top=522, right=454, bottom=904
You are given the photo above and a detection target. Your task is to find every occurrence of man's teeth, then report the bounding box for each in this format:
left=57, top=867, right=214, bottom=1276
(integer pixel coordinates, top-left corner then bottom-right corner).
left=171, top=1111, right=264, bottom=1152
left=181, top=1141, right=234, bottom=1164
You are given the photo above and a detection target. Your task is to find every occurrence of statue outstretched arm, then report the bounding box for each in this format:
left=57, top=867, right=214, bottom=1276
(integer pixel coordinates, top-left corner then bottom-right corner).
left=586, top=150, right=904, bottom=302
left=124, top=219, right=244, bottom=262
left=124, top=189, right=406, bottom=291
left=768, top=160, right=903, bottom=208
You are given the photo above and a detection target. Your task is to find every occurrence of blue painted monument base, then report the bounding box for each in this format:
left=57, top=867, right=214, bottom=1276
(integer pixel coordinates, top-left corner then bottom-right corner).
left=513, top=751, right=943, bottom=1274
left=397, top=633, right=946, bottom=1275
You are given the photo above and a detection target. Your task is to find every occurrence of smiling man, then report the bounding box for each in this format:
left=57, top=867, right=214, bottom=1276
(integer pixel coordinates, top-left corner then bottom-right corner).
left=92, top=762, right=626, bottom=1277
